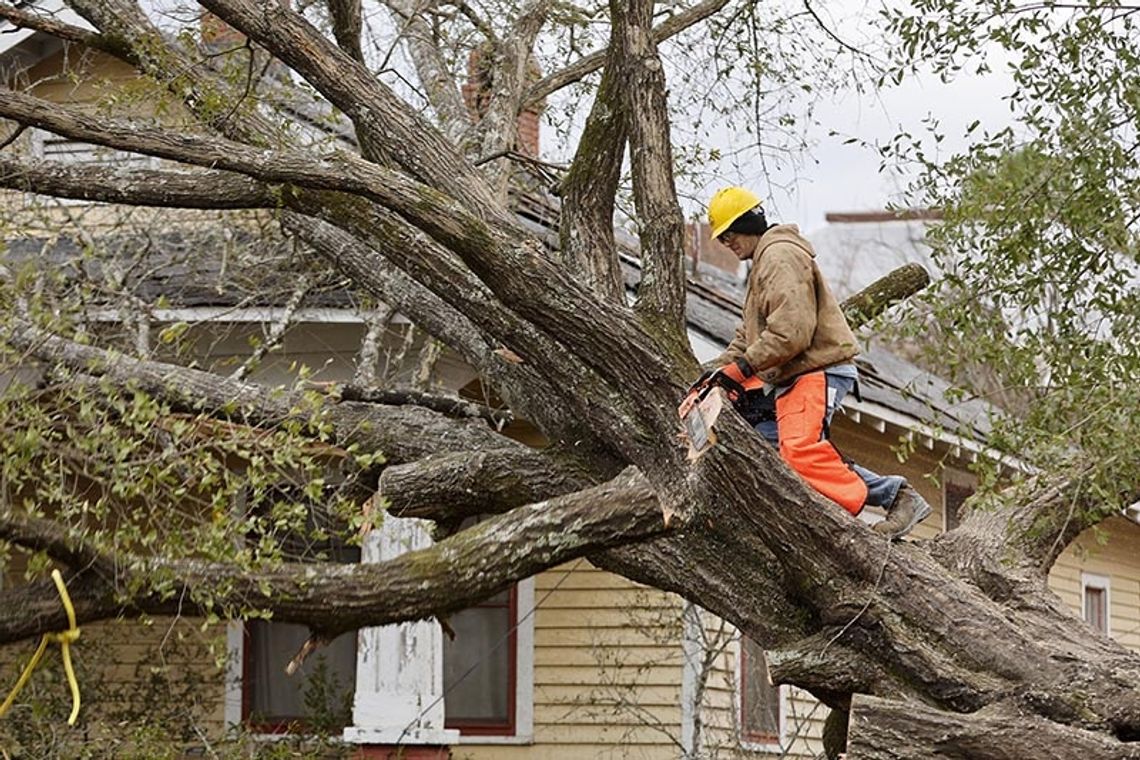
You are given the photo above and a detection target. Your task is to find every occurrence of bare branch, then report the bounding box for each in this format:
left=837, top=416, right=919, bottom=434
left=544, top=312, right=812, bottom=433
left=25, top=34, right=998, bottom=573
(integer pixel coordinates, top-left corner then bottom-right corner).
left=4, top=319, right=509, bottom=464
left=0, top=88, right=503, bottom=247
left=351, top=305, right=396, bottom=387
left=198, top=0, right=497, bottom=209
left=279, top=209, right=628, bottom=449
left=384, top=0, right=472, bottom=143
left=413, top=336, right=443, bottom=389
left=523, top=0, right=731, bottom=109
left=66, top=0, right=280, bottom=143
left=339, top=386, right=510, bottom=425
left=279, top=211, right=499, bottom=372
left=230, top=272, right=315, bottom=381
left=467, top=0, right=552, bottom=194
left=0, top=2, right=110, bottom=50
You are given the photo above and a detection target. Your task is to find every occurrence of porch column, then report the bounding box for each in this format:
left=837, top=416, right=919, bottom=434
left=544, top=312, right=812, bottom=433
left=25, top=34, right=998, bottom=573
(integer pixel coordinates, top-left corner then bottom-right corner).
left=343, top=515, right=459, bottom=759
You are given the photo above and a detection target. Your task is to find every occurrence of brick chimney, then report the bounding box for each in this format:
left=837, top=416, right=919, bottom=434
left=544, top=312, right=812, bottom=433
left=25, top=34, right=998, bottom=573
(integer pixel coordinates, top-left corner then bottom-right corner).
left=462, top=46, right=545, bottom=157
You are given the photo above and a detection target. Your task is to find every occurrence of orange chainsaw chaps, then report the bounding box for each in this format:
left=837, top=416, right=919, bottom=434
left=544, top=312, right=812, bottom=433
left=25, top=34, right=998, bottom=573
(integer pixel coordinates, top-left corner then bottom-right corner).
left=774, top=372, right=867, bottom=515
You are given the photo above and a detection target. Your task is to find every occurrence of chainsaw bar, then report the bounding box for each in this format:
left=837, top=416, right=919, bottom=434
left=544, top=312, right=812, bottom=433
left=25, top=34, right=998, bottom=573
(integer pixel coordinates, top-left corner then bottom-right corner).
left=678, top=386, right=723, bottom=459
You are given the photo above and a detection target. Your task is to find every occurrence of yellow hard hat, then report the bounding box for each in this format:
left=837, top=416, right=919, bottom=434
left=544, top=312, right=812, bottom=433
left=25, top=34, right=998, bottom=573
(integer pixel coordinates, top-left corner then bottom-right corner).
left=708, top=186, right=762, bottom=239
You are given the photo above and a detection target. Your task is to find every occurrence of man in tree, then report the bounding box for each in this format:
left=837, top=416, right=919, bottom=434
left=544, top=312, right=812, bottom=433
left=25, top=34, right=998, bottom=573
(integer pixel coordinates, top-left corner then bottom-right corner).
left=696, top=186, right=931, bottom=538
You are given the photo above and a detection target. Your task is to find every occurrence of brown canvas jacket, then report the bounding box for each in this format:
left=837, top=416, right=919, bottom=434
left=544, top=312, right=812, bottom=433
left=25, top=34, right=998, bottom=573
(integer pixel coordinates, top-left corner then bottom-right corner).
left=712, top=224, right=858, bottom=385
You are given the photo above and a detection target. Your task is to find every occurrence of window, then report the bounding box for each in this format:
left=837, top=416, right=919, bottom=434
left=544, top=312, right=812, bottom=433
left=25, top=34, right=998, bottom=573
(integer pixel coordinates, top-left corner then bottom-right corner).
left=244, top=621, right=357, bottom=732
left=1082, top=573, right=1110, bottom=635
left=243, top=544, right=359, bottom=732
left=943, top=471, right=976, bottom=531
left=237, top=501, right=534, bottom=742
left=239, top=571, right=533, bottom=740
left=443, top=587, right=517, bottom=735
left=740, top=635, right=783, bottom=748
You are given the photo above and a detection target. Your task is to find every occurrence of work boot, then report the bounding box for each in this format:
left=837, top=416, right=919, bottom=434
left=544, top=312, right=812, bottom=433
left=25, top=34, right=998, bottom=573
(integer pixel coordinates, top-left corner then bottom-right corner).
left=873, top=485, right=932, bottom=539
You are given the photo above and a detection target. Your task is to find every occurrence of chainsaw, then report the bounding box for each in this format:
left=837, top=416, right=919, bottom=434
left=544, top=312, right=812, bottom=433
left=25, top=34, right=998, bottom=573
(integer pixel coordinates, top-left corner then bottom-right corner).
left=677, top=370, right=762, bottom=458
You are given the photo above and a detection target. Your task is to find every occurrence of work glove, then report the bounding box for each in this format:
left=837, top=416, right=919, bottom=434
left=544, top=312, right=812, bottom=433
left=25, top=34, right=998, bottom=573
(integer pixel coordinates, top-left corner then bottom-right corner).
left=710, top=358, right=754, bottom=402
left=717, top=357, right=754, bottom=386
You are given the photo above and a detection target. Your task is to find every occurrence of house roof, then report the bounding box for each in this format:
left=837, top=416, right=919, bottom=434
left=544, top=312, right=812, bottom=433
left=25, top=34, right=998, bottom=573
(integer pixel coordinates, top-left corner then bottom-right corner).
left=7, top=191, right=998, bottom=456
left=623, top=246, right=999, bottom=454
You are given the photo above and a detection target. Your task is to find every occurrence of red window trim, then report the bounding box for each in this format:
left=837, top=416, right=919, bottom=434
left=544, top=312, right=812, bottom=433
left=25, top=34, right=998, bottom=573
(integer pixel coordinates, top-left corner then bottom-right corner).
left=740, top=637, right=780, bottom=745
left=444, top=585, right=519, bottom=737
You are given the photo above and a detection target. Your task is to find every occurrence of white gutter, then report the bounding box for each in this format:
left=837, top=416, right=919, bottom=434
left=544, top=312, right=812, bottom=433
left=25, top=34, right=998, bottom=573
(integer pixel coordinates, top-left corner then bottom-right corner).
left=841, top=397, right=1032, bottom=474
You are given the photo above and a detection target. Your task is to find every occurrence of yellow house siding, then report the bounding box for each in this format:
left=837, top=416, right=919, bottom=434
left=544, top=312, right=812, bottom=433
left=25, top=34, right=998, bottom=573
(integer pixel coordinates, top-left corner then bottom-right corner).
left=460, top=561, right=685, bottom=760
left=1049, top=516, right=1140, bottom=652
left=0, top=616, right=226, bottom=753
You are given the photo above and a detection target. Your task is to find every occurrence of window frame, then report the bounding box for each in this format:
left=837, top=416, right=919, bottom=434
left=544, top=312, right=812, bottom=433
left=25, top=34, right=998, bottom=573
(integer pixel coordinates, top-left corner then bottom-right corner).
left=736, top=634, right=786, bottom=753
left=1081, top=572, right=1111, bottom=636
left=443, top=586, right=518, bottom=736
left=226, top=577, right=536, bottom=745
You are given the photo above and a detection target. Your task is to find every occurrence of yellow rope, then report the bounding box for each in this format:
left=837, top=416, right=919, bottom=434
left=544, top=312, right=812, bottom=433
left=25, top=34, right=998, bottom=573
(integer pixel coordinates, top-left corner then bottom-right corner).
left=0, top=569, right=81, bottom=725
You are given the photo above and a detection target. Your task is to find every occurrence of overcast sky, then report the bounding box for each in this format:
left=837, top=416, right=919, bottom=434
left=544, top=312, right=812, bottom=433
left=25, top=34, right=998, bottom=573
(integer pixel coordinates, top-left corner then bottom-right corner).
left=657, top=1, right=1019, bottom=235
left=760, top=66, right=1017, bottom=234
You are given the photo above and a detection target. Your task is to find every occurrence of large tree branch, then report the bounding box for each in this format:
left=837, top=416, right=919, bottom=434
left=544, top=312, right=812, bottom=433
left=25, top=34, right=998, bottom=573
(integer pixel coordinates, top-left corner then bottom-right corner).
left=5, top=319, right=507, bottom=464
left=0, top=468, right=666, bottom=644
left=294, top=194, right=681, bottom=462
left=847, top=694, right=1140, bottom=760
left=523, top=0, right=731, bottom=109
left=0, top=88, right=505, bottom=257
left=613, top=0, right=687, bottom=343
left=556, top=34, right=627, bottom=302
left=0, top=90, right=666, bottom=403
left=931, top=463, right=1140, bottom=582
left=0, top=156, right=277, bottom=208
left=381, top=447, right=599, bottom=521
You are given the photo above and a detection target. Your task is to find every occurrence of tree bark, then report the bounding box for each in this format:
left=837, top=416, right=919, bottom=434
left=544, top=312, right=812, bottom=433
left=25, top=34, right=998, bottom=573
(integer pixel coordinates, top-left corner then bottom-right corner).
left=848, top=694, right=1140, bottom=759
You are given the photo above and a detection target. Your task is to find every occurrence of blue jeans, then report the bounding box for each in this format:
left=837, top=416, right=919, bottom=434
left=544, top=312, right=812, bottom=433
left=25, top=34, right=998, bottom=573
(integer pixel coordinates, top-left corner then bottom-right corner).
left=753, top=374, right=904, bottom=508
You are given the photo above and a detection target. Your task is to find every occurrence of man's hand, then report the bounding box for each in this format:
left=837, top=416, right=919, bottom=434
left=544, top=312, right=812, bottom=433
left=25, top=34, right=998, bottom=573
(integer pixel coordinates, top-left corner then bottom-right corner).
left=718, top=357, right=754, bottom=386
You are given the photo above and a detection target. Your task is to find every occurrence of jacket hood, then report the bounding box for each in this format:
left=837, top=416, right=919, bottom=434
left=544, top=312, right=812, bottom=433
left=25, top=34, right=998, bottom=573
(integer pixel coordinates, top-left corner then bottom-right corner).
left=752, top=223, right=816, bottom=260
